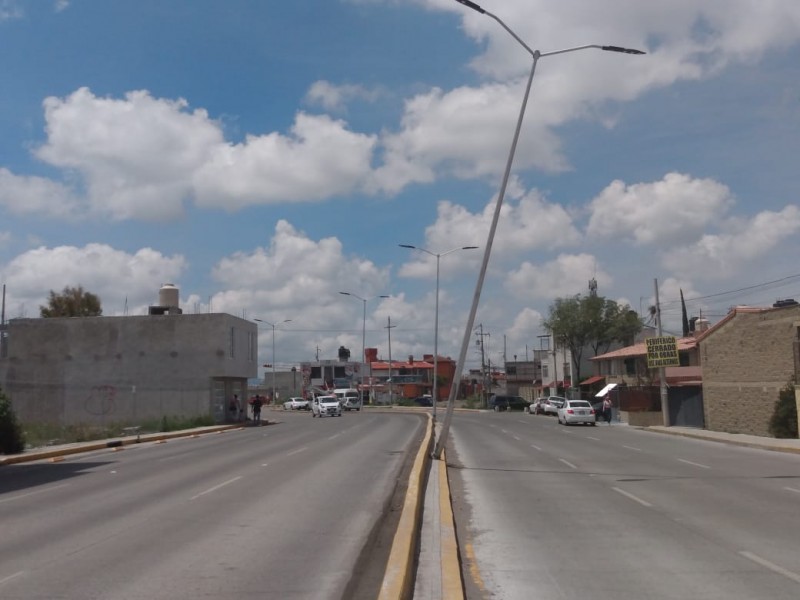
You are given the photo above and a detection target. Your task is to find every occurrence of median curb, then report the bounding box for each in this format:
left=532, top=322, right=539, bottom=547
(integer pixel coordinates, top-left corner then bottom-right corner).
left=379, top=413, right=434, bottom=600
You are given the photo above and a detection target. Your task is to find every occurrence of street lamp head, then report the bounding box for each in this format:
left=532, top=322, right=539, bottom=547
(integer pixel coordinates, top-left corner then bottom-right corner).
left=454, top=0, right=485, bottom=14
left=462, top=246, right=479, bottom=250
left=601, top=45, right=646, bottom=55
left=398, top=244, right=416, bottom=249
left=339, top=291, right=351, bottom=296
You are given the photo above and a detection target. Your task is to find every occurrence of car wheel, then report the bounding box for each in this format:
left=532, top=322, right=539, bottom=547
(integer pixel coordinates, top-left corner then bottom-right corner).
left=590, top=422, right=596, bottom=426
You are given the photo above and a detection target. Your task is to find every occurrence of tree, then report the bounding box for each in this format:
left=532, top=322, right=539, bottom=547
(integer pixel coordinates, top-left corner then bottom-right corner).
left=40, top=285, right=102, bottom=318
left=768, top=382, right=798, bottom=439
left=542, top=294, right=642, bottom=384
left=0, top=387, right=25, bottom=454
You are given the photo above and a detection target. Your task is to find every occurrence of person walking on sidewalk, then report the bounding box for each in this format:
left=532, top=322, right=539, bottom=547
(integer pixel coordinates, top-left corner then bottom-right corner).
left=602, top=396, right=613, bottom=424
left=251, top=394, right=263, bottom=424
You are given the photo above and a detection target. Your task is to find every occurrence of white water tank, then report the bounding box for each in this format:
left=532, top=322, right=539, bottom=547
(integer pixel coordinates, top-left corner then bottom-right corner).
left=159, top=283, right=180, bottom=310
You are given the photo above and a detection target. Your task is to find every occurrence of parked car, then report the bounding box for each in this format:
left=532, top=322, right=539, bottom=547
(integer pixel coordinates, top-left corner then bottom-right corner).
left=283, top=397, right=309, bottom=411
left=413, top=395, right=433, bottom=407
left=311, top=395, right=342, bottom=417
left=489, top=395, right=531, bottom=412
left=527, top=398, right=547, bottom=414
left=542, top=396, right=567, bottom=416
left=557, top=399, right=597, bottom=426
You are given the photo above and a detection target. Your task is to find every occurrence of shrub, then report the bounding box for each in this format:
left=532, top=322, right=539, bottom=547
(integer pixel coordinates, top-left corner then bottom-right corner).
left=0, top=387, right=26, bottom=454
left=768, top=382, right=799, bottom=439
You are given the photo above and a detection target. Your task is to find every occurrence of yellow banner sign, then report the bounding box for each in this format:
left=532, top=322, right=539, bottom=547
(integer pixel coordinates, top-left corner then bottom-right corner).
left=645, top=336, right=680, bottom=368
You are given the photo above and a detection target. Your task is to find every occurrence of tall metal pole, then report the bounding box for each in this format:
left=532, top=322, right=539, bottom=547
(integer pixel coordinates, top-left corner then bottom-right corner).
left=339, top=291, right=389, bottom=401
left=254, top=318, right=291, bottom=406
left=655, top=278, right=670, bottom=426
left=399, top=244, right=477, bottom=421
left=386, top=316, right=396, bottom=404
left=436, top=0, right=645, bottom=459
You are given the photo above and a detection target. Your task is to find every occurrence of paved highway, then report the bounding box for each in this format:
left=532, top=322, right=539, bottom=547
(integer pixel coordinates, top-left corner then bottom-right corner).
left=0, top=410, right=425, bottom=600
left=447, top=411, right=800, bottom=600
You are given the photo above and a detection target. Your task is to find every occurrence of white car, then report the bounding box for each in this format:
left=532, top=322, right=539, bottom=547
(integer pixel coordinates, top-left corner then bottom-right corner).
left=311, top=395, right=342, bottom=417
left=283, top=397, right=309, bottom=411
left=557, top=399, right=597, bottom=426
left=543, top=396, right=567, bottom=416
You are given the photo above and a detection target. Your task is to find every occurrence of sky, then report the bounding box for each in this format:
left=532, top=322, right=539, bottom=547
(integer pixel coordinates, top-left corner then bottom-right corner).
left=1, top=0, right=800, bottom=376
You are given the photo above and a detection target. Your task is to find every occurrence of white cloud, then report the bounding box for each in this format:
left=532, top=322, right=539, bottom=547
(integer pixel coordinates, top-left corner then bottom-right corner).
left=0, top=168, right=81, bottom=218
left=304, top=80, right=382, bottom=113
left=505, top=253, right=610, bottom=300
left=586, top=173, right=734, bottom=245
left=0, top=244, right=187, bottom=317
left=662, top=205, right=800, bottom=279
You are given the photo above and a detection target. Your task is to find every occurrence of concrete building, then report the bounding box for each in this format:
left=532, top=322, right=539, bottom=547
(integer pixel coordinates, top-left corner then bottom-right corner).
left=0, top=305, right=258, bottom=426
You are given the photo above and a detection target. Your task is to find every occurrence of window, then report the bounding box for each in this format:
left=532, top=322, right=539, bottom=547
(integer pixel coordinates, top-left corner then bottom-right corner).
left=248, top=331, right=256, bottom=361
left=229, top=327, right=235, bottom=358
left=542, top=365, right=549, bottom=379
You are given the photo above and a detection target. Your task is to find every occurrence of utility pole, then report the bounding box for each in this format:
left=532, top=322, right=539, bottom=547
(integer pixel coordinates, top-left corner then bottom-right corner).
left=386, top=316, right=396, bottom=404
left=475, top=324, right=490, bottom=407
left=655, top=278, right=670, bottom=426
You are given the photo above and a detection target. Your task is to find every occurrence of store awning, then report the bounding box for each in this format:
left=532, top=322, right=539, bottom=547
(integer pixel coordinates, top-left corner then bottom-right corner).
left=579, top=375, right=605, bottom=386
left=595, top=383, right=618, bottom=397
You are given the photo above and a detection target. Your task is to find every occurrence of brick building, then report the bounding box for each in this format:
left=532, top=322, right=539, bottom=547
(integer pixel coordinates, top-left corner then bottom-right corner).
left=697, top=303, right=800, bottom=436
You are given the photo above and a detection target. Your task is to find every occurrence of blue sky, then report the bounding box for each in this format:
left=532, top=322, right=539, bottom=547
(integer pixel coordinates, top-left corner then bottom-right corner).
left=2, top=0, right=800, bottom=374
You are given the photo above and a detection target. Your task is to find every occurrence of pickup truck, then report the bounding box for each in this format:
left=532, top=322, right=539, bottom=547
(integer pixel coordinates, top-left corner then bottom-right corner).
left=311, top=395, right=342, bottom=418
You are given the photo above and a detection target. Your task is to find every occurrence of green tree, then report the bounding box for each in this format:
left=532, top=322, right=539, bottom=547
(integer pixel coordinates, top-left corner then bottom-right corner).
left=0, top=387, right=25, bottom=454
left=40, top=285, right=102, bottom=317
left=768, top=382, right=798, bottom=439
left=542, top=294, right=642, bottom=384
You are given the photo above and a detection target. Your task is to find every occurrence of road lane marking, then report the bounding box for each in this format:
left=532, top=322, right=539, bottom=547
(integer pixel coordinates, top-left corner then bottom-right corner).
left=587, top=436, right=600, bottom=441
left=739, top=551, right=800, bottom=584
left=512, top=435, right=521, bottom=441
left=785, top=487, right=800, bottom=494
left=328, top=433, right=342, bottom=440
left=531, top=444, right=542, bottom=451
left=559, top=459, right=577, bottom=470
left=0, top=571, right=25, bottom=586
left=612, top=487, right=652, bottom=507
left=286, top=447, right=308, bottom=457
left=623, top=445, right=642, bottom=452
left=190, top=476, right=242, bottom=500
left=678, top=458, right=711, bottom=469
left=0, top=484, right=69, bottom=504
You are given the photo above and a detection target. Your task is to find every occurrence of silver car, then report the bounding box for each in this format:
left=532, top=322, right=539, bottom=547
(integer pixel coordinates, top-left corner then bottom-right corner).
left=557, top=399, right=597, bottom=426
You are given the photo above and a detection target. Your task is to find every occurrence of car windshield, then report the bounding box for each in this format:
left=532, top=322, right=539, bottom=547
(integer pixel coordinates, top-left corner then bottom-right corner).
left=569, top=401, right=592, bottom=408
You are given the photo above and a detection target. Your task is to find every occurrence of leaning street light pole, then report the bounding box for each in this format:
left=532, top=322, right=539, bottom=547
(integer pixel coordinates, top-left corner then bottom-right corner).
left=254, top=318, right=292, bottom=406
left=435, top=0, right=646, bottom=459
left=399, top=244, right=478, bottom=421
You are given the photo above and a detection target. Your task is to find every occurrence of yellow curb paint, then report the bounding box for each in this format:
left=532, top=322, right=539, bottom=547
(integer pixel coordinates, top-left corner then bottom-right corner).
left=379, top=415, right=433, bottom=600
left=438, top=451, right=465, bottom=599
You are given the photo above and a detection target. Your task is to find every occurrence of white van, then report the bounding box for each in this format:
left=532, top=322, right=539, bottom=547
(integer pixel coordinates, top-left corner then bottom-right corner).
left=311, top=395, right=342, bottom=417
left=333, top=388, right=362, bottom=411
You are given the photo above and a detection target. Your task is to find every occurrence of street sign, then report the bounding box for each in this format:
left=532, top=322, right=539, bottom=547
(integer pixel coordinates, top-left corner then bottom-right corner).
left=645, top=336, right=680, bottom=368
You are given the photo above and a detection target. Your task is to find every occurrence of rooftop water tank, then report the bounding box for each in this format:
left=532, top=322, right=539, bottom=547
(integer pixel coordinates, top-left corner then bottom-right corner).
left=159, top=283, right=180, bottom=309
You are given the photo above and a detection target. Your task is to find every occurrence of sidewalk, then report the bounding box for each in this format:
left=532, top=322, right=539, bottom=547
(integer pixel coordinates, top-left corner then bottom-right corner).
left=643, top=425, right=800, bottom=454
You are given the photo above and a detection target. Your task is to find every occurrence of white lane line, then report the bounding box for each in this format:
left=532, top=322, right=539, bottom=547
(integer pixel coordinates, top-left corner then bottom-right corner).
left=587, top=436, right=600, bottom=441
left=531, top=444, right=542, bottom=451
left=0, top=483, right=70, bottom=504
left=0, top=571, right=25, bottom=586
left=612, top=487, right=652, bottom=507
left=559, top=459, right=577, bottom=470
left=678, top=458, right=711, bottom=469
left=286, top=447, right=308, bottom=457
left=512, top=435, right=521, bottom=441
left=190, top=476, right=243, bottom=501
left=785, top=487, right=800, bottom=494
left=739, top=551, right=800, bottom=584
left=261, top=463, right=269, bottom=467
left=328, top=433, right=342, bottom=440
left=623, top=445, right=642, bottom=452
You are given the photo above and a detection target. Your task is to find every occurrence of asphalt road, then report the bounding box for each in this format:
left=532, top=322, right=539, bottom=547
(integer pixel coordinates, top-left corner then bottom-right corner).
left=447, top=411, right=800, bottom=600
left=0, top=410, right=425, bottom=600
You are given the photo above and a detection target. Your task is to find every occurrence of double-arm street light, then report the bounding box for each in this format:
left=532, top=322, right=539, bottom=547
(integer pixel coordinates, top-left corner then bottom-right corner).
left=339, top=292, right=389, bottom=401
left=399, top=244, right=478, bottom=420
left=435, top=0, right=646, bottom=459
left=254, top=318, right=292, bottom=406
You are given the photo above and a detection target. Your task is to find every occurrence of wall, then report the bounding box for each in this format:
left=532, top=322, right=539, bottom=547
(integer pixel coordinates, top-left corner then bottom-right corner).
left=701, top=306, right=800, bottom=436
left=0, top=314, right=258, bottom=426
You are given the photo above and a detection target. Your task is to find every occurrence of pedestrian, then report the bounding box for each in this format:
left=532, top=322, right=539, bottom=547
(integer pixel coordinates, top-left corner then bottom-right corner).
left=252, top=394, right=263, bottom=424
left=229, top=394, right=241, bottom=421
left=602, top=396, right=613, bottom=424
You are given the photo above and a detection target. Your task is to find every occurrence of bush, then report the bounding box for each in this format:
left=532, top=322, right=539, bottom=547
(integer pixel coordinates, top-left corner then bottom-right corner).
left=0, top=387, right=26, bottom=454
left=768, top=382, right=799, bottom=439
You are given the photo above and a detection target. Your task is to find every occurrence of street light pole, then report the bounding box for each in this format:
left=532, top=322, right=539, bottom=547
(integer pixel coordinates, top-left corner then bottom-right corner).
left=399, top=244, right=478, bottom=421
left=339, top=291, right=389, bottom=402
left=254, top=318, right=291, bottom=406
left=435, top=0, right=646, bottom=459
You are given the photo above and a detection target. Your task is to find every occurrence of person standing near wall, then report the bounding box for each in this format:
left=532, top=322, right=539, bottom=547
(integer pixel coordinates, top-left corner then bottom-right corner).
left=252, top=394, right=263, bottom=424
left=229, top=394, right=241, bottom=421
left=602, top=396, right=613, bottom=424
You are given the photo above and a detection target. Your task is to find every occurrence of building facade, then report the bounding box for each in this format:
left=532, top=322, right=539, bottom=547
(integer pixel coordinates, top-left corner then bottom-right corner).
left=0, top=313, right=258, bottom=426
